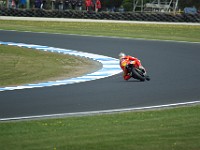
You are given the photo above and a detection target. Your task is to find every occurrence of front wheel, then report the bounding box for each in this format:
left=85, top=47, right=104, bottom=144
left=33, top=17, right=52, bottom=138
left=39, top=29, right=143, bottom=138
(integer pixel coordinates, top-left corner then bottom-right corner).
left=131, top=68, right=146, bottom=81
left=145, top=76, right=150, bottom=81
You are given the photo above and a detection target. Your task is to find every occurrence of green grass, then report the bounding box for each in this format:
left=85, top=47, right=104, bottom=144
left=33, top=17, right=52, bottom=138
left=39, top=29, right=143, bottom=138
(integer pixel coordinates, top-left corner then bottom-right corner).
left=0, top=20, right=200, bottom=42
left=0, top=105, right=200, bottom=150
left=0, top=45, right=95, bottom=86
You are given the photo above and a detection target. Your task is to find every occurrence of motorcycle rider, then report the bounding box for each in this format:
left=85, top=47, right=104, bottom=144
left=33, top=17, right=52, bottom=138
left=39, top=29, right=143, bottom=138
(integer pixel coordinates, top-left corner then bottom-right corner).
left=119, top=52, right=147, bottom=81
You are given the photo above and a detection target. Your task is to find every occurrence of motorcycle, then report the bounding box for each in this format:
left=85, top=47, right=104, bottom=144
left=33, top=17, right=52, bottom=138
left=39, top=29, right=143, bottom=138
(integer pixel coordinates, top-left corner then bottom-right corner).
left=127, top=63, right=150, bottom=82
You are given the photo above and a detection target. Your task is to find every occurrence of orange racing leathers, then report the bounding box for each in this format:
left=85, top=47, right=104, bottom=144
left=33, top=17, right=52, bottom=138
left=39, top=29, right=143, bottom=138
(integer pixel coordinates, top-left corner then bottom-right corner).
left=119, top=55, right=142, bottom=80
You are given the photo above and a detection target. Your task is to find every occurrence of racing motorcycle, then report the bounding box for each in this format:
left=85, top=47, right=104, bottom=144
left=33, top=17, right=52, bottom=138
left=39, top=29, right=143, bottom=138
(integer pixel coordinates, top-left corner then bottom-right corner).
left=127, top=63, right=150, bottom=82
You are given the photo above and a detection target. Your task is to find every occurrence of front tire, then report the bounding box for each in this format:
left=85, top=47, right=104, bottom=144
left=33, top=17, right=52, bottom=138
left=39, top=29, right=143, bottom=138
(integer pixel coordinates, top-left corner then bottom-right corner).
left=132, top=68, right=145, bottom=81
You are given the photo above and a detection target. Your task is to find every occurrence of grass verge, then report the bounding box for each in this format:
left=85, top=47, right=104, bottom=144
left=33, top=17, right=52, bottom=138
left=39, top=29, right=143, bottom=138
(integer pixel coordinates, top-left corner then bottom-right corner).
left=0, top=105, right=200, bottom=150
left=0, top=45, right=97, bottom=86
left=0, top=20, right=200, bottom=42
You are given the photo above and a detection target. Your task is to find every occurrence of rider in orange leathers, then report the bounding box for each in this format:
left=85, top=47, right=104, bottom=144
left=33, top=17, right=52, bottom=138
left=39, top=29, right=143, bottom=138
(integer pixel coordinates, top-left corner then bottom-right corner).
left=119, top=52, right=145, bottom=80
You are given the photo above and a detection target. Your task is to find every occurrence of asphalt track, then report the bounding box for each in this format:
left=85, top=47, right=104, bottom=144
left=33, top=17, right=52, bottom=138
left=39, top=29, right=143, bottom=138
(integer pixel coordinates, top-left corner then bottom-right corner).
left=0, top=30, right=200, bottom=120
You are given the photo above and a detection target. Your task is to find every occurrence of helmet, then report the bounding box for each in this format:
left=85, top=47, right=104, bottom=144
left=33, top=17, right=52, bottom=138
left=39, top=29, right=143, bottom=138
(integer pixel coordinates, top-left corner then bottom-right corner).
left=119, top=52, right=126, bottom=59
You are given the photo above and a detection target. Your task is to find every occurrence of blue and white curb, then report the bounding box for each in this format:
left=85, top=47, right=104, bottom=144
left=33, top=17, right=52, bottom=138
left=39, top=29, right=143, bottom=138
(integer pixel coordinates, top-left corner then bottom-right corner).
left=0, top=41, right=122, bottom=92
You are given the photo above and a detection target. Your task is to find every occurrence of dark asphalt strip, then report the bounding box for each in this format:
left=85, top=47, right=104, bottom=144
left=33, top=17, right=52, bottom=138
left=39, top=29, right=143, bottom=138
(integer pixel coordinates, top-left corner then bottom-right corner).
left=0, top=30, right=200, bottom=120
